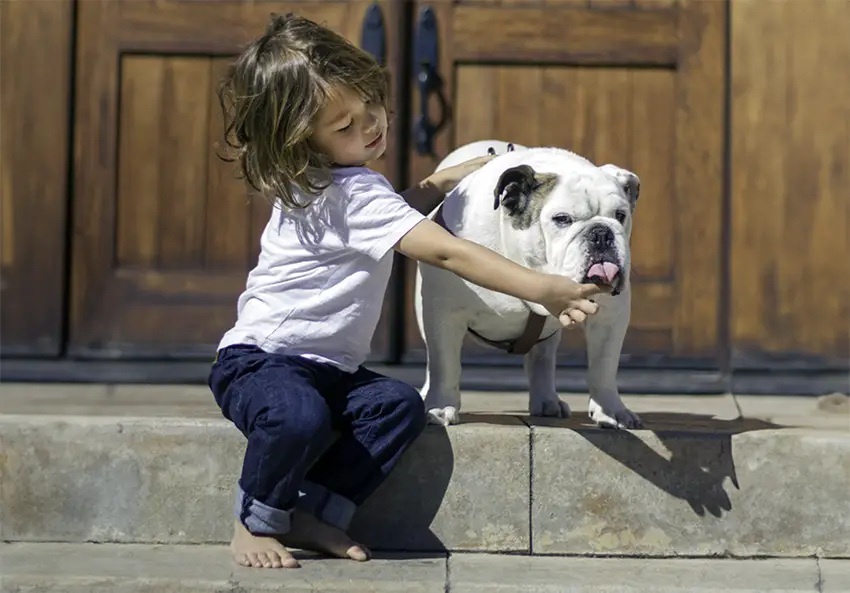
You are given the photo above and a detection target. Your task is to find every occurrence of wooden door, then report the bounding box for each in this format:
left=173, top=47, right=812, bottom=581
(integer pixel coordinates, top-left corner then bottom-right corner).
left=70, top=0, right=403, bottom=361
left=730, top=0, right=849, bottom=373
left=0, top=0, right=73, bottom=357
left=401, top=0, right=726, bottom=369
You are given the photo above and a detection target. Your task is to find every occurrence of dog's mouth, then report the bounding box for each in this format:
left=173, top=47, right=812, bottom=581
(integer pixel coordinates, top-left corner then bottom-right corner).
left=583, top=260, right=624, bottom=296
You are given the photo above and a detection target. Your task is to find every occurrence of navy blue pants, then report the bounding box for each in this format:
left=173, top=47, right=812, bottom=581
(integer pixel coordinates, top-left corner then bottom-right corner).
left=209, top=344, right=426, bottom=536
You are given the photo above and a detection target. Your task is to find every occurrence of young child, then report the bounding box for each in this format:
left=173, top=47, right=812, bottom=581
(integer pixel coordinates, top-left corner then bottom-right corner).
left=210, top=14, right=608, bottom=570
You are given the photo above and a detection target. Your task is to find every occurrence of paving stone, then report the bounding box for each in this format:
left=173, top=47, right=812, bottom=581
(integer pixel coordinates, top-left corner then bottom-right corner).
left=448, top=554, right=822, bottom=592
left=0, top=543, right=447, bottom=593
left=0, top=414, right=531, bottom=553
left=820, top=559, right=850, bottom=593
left=531, top=421, right=850, bottom=557
left=0, top=416, right=242, bottom=544
left=350, top=415, right=530, bottom=552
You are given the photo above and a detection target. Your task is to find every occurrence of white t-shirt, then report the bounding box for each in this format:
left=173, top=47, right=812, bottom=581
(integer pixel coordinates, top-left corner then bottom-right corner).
left=218, top=167, right=426, bottom=373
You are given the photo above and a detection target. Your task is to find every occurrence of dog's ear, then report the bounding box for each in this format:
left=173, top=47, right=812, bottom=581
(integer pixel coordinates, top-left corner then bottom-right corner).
left=493, top=164, right=538, bottom=215
left=601, top=164, right=640, bottom=210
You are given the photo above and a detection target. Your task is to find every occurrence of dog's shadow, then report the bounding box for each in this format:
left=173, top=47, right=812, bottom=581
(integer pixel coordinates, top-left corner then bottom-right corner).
left=347, top=408, right=782, bottom=557
left=515, top=411, right=782, bottom=518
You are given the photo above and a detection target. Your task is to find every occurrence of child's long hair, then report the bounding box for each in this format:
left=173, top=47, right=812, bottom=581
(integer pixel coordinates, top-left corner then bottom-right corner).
left=217, top=14, right=390, bottom=209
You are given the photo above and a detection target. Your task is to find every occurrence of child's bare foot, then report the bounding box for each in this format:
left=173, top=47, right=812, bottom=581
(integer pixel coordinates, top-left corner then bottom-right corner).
left=231, top=520, right=300, bottom=569
left=279, top=510, right=370, bottom=562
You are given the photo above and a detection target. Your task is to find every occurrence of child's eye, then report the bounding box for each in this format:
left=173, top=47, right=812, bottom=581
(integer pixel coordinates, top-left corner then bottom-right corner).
left=337, top=121, right=352, bottom=133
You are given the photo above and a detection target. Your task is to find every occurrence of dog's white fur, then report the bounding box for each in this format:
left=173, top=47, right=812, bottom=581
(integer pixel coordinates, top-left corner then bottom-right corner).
left=414, top=140, right=643, bottom=430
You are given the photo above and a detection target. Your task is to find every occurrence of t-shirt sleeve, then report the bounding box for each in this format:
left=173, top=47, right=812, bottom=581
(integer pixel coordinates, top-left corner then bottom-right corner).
left=343, top=171, right=427, bottom=261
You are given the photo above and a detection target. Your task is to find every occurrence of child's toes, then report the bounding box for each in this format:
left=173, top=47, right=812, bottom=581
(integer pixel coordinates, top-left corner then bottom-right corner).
left=247, top=552, right=263, bottom=568
left=347, top=544, right=370, bottom=562
left=271, top=550, right=299, bottom=569
left=259, top=552, right=274, bottom=568
left=234, top=553, right=251, bottom=567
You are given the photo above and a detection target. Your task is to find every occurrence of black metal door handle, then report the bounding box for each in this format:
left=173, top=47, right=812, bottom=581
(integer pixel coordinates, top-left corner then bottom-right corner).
left=360, top=3, right=386, bottom=66
left=412, top=7, right=447, bottom=156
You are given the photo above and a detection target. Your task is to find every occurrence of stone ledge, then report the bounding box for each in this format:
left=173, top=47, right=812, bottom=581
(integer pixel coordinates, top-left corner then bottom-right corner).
left=2, top=543, right=846, bottom=593
left=0, top=414, right=529, bottom=553
left=1, top=411, right=848, bottom=557
left=448, top=554, right=824, bottom=593
left=0, top=543, right=447, bottom=593
left=531, top=420, right=850, bottom=558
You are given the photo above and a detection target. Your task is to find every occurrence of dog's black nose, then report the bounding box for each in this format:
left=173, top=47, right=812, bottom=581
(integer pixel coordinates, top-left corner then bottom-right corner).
left=588, top=224, right=614, bottom=249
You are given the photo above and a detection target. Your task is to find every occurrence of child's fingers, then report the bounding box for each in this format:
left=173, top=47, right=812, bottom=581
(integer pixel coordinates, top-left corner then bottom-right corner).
left=559, top=312, right=575, bottom=327
left=559, top=310, right=586, bottom=327
left=570, top=298, right=600, bottom=316
left=578, top=282, right=613, bottom=297
left=567, top=309, right=588, bottom=324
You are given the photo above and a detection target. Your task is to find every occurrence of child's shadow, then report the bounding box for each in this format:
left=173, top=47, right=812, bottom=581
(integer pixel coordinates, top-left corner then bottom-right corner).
left=348, top=409, right=782, bottom=556
left=348, top=419, right=456, bottom=554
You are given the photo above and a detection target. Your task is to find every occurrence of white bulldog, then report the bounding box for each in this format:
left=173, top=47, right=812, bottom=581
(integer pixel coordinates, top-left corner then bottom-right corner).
left=414, top=140, right=643, bottom=430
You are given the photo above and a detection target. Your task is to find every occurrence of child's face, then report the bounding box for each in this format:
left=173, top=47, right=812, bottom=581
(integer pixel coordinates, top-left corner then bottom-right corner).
left=312, top=86, right=388, bottom=166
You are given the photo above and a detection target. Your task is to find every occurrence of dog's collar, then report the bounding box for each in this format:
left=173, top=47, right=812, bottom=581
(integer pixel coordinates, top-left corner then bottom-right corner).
left=431, top=202, right=553, bottom=355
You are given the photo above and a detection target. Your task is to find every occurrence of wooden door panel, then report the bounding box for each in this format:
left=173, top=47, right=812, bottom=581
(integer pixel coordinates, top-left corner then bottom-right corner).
left=730, top=0, right=850, bottom=371
left=71, top=0, right=400, bottom=360
left=0, top=0, right=73, bottom=357
left=403, top=0, right=724, bottom=368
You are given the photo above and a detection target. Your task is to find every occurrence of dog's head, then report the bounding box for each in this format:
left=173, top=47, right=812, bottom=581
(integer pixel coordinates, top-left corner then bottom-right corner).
left=491, top=149, right=640, bottom=295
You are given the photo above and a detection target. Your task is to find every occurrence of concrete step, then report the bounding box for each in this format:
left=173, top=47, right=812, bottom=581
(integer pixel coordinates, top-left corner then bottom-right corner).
left=1, top=385, right=848, bottom=558
left=2, top=543, right=848, bottom=593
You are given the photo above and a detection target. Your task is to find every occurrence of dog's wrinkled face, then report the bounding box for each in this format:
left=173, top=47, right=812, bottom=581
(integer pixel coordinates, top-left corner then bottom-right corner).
left=493, top=159, right=640, bottom=295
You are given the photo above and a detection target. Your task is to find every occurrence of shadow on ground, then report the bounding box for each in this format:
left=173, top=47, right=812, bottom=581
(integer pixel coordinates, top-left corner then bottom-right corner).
left=348, top=424, right=454, bottom=555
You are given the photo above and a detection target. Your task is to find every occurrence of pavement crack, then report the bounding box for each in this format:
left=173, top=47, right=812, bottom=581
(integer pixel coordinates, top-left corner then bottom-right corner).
left=815, top=557, right=824, bottom=592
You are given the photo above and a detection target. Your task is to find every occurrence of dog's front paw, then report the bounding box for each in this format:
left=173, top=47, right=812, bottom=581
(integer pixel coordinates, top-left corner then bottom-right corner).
left=588, top=399, right=642, bottom=430
left=529, top=397, right=571, bottom=418
left=427, top=406, right=460, bottom=426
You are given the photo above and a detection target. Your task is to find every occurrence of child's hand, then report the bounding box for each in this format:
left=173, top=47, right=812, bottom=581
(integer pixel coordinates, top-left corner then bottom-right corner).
left=539, top=275, right=612, bottom=327
left=425, top=155, right=495, bottom=195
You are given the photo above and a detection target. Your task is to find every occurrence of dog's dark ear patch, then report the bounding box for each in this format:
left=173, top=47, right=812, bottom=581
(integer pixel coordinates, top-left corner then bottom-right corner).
left=493, top=164, right=537, bottom=215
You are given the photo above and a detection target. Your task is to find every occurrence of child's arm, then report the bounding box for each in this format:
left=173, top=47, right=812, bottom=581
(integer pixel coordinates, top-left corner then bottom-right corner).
left=400, top=178, right=444, bottom=215
left=400, top=156, right=496, bottom=214
left=394, top=219, right=608, bottom=326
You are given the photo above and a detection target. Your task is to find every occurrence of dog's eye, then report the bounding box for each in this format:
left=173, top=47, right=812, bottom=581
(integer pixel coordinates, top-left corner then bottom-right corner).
left=552, top=214, right=573, bottom=226
left=615, top=211, right=627, bottom=224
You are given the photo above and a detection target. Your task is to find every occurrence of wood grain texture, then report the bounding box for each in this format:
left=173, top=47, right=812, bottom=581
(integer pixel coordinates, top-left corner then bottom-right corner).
left=205, top=57, right=253, bottom=271
left=71, top=0, right=398, bottom=360
left=0, top=0, right=73, bottom=356
left=452, top=5, right=678, bottom=65
left=590, top=0, right=634, bottom=9
left=116, top=57, right=166, bottom=269
left=731, top=0, right=850, bottom=369
left=405, top=66, right=688, bottom=363
left=630, top=69, right=675, bottom=280
left=671, top=0, right=725, bottom=359
left=404, top=0, right=725, bottom=367
left=71, top=0, right=121, bottom=352
left=156, top=58, right=212, bottom=268
left=117, top=1, right=349, bottom=54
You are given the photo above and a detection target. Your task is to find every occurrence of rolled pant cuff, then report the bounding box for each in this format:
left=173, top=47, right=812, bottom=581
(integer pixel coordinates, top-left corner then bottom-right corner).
left=296, top=480, right=357, bottom=531
left=235, top=486, right=292, bottom=535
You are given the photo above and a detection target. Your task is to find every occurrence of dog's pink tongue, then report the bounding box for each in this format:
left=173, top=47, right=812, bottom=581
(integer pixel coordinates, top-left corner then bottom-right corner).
left=587, top=262, right=620, bottom=284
